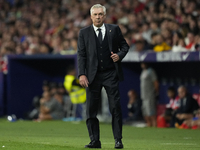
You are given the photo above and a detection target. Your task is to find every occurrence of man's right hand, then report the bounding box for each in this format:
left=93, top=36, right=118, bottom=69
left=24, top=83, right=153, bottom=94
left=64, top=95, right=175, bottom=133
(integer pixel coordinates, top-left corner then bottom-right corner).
left=79, top=75, right=89, bottom=88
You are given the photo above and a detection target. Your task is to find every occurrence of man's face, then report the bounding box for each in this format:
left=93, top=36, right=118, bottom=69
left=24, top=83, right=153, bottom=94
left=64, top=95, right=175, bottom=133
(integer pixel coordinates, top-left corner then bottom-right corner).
left=167, top=91, right=174, bottom=98
left=91, top=8, right=106, bottom=27
left=135, top=42, right=144, bottom=52
left=178, top=88, right=186, bottom=99
left=188, top=33, right=194, bottom=43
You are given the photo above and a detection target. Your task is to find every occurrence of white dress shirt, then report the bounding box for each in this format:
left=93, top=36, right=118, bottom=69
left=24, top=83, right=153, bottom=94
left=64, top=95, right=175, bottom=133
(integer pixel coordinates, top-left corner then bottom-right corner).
left=93, top=24, right=106, bottom=41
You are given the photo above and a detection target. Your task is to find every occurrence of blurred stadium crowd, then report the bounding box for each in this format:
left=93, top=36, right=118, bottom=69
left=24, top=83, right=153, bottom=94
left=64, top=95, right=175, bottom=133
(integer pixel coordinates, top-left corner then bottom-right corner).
left=1, top=0, right=200, bottom=72
left=1, top=0, right=200, bottom=57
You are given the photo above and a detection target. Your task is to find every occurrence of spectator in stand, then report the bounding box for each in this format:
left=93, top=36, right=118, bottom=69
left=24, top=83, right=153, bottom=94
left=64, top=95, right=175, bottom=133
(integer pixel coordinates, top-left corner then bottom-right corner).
left=189, top=18, right=199, bottom=34
left=124, top=37, right=135, bottom=52
left=172, top=38, right=188, bottom=52
left=69, top=38, right=78, bottom=51
left=133, top=0, right=145, bottom=14
left=39, top=44, right=50, bottom=54
left=133, top=40, right=147, bottom=52
left=124, top=89, right=143, bottom=123
left=149, top=21, right=160, bottom=35
left=185, top=32, right=196, bottom=51
left=171, top=31, right=188, bottom=52
left=153, top=34, right=172, bottom=52
left=161, top=28, right=172, bottom=46
left=140, top=63, right=159, bottom=127
left=25, top=44, right=39, bottom=55
left=141, top=23, right=152, bottom=44
left=170, top=86, right=199, bottom=128
left=172, top=32, right=182, bottom=47
left=15, top=45, right=24, bottom=55
left=148, top=33, right=158, bottom=50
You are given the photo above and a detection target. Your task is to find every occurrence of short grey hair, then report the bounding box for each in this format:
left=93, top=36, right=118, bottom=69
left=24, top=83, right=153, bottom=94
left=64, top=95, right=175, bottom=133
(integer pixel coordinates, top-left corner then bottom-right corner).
left=90, top=4, right=106, bottom=15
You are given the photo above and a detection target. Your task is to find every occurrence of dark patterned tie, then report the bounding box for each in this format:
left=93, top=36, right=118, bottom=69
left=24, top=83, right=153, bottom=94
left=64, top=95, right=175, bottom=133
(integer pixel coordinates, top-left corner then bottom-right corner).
left=97, top=28, right=102, bottom=44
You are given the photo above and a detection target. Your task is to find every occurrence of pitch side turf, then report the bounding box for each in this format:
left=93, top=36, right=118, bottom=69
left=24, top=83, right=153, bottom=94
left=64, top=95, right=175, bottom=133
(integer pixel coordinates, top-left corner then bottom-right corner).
left=0, top=119, right=199, bottom=150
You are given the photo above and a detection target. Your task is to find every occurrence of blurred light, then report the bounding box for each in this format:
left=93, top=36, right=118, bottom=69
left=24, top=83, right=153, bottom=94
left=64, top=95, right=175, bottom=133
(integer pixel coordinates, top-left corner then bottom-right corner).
left=7, top=116, right=12, bottom=121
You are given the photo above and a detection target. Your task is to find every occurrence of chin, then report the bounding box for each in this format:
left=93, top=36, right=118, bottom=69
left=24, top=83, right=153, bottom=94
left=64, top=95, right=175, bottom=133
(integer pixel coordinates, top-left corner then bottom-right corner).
left=95, top=23, right=102, bottom=27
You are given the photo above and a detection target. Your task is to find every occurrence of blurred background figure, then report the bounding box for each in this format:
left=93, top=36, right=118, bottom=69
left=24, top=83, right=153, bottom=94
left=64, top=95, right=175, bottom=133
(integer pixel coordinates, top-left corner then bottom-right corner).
left=180, top=108, right=200, bottom=129
left=42, top=80, right=50, bottom=93
left=27, top=80, right=71, bottom=121
left=157, top=87, right=180, bottom=128
left=153, top=34, right=171, bottom=52
left=171, top=86, right=199, bottom=128
left=140, top=63, right=159, bottom=127
left=26, top=80, right=50, bottom=120
left=37, top=91, right=64, bottom=121
left=124, top=89, right=143, bottom=124
left=171, top=32, right=187, bottom=52
left=63, top=65, right=86, bottom=121
left=185, top=32, right=196, bottom=51
left=165, top=87, right=180, bottom=127
left=133, top=40, right=147, bottom=52
left=49, top=82, right=58, bottom=96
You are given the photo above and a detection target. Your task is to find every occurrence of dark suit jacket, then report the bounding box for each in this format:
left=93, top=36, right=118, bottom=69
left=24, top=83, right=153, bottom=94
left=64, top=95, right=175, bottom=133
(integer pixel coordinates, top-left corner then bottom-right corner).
left=77, top=24, right=129, bottom=84
left=176, top=94, right=199, bottom=114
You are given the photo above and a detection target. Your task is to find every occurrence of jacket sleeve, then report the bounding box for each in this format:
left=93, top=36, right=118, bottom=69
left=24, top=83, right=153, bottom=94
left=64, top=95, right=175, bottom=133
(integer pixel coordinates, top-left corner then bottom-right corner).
left=77, top=30, right=86, bottom=78
left=185, top=96, right=199, bottom=113
left=116, top=26, right=129, bottom=61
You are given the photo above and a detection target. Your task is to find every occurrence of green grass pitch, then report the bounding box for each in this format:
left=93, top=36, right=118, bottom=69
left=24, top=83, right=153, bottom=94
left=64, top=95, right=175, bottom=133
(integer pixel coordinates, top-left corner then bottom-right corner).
left=0, top=119, right=200, bottom=150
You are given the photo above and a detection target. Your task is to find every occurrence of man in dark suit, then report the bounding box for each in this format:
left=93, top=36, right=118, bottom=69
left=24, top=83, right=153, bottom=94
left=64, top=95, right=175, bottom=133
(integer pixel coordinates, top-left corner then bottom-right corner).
left=77, top=4, right=129, bottom=149
left=171, top=86, right=199, bottom=127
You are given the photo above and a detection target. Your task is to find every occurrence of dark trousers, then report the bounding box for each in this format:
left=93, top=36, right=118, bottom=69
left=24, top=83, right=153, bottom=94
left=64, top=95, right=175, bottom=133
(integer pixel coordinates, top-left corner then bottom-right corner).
left=86, top=69, right=122, bottom=141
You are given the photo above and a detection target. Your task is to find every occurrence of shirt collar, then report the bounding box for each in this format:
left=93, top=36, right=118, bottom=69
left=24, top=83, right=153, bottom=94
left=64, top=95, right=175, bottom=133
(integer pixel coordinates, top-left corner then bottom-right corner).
left=93, top=24, right=105, bottom=31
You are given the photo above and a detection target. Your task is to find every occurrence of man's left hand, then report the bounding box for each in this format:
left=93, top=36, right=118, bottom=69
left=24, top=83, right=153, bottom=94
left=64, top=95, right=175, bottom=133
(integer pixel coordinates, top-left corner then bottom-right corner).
left=111, top=52, right=119, bottom=62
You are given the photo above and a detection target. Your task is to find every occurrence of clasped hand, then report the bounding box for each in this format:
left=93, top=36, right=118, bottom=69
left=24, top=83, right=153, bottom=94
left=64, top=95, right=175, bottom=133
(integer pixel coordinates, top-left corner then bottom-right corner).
left=111, top=52, right=119, bottom=62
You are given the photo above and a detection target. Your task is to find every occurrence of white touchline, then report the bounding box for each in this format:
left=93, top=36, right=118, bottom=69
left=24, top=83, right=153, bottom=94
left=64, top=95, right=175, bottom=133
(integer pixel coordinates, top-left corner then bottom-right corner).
left=161, top=143, right=197, bottom=146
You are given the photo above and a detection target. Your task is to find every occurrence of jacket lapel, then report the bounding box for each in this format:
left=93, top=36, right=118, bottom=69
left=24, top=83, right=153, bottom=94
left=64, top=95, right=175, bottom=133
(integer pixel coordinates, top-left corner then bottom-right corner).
left=105, top=24, right=112, bottom=52
left=89, top=25, right=97, bottom=56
